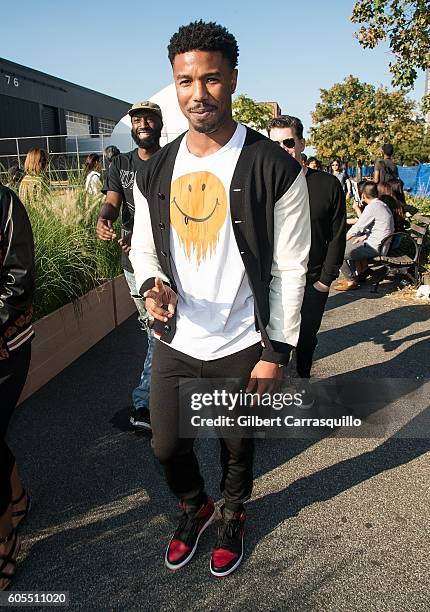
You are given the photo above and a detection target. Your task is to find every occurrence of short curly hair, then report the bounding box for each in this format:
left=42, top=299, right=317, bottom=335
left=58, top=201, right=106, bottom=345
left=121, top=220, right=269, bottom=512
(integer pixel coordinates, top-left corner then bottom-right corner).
left=168, top=20, right=239, bottom=69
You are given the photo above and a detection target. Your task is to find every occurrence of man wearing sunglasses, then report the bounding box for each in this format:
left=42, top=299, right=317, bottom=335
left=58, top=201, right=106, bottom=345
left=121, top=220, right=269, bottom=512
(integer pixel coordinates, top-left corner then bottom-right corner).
left=268, top=115, right=346, bottom=406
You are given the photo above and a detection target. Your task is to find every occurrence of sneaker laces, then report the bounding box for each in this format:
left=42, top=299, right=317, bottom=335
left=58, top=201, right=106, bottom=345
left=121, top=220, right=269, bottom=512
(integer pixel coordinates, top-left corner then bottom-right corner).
left=215, top=514, right=242, bottom=550
left=173, top=505, right=202, bottom=545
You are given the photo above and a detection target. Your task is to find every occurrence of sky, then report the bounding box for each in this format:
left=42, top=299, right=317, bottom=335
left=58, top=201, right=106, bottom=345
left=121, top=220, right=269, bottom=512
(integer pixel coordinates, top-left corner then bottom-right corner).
left=1, top=0, right=426, bottom=147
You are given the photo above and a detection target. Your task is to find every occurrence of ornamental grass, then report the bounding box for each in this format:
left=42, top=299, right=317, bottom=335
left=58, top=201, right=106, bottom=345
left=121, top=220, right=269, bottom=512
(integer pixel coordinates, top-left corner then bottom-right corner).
left=22, top=176, right=121, bottom=320
left=5, top=172, right=430, bottom=320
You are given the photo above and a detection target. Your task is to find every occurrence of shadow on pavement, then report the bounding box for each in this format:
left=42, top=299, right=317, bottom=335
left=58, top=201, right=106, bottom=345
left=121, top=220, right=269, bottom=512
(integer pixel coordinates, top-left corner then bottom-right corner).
left=316, top=304, right=430, bottom=368
left=5, top=306, right=429, bottom=608
left=324, top=281, right=396, bottom=312
left=246, top=409, right=430, bottom=555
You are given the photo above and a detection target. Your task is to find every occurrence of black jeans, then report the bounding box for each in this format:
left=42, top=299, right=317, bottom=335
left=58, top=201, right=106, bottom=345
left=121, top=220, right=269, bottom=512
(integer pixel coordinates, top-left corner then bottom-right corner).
left=296, top=283, right=329, bottom=379
left=0, top=343, right=31, bottom=516
left=149, top=341, right=262, bottom=513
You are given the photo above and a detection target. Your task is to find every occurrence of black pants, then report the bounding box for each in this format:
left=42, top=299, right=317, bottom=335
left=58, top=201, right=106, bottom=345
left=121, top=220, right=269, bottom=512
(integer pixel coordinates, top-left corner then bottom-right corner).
left=296, top=283, right=329, bottom=379
left=149, top=341, right=261, bottom=513
left=0, top=343, right=31, bottom=516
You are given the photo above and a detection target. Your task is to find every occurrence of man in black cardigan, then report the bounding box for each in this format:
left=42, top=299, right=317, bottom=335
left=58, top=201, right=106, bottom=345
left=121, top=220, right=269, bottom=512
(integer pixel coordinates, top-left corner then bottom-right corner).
left=129, top=21, right=311, bottom=577
left=268, top=115, right=346, bottom=405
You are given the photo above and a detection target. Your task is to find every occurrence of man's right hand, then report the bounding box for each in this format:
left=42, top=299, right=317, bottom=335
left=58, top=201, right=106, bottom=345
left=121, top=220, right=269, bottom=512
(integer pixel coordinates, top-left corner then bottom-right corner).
left=118, top=233, right=131, bottom=253
left=144, top=277, right=177, bottom=322
left=96, top=217, right=117, bottom=240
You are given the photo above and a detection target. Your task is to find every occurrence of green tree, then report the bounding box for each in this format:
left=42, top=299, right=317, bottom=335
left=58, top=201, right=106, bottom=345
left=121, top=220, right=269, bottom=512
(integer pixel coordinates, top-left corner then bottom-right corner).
left=351, top=0, right=430, bottom=89
left=309, top=75, right=430, bottom=163
left=232, top=95, right=273, bottom=131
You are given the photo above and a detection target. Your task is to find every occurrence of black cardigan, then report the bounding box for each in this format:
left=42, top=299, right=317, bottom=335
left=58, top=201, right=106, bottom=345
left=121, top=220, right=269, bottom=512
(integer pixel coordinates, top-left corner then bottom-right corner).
left=135, top=127, right=304, bottom=365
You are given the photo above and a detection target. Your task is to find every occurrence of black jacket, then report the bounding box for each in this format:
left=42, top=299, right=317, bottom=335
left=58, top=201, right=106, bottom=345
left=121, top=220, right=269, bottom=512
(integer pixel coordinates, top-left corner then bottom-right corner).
left=305, top=169, right=346, bottom=285
left=0, top=185, right=35, bottom=359
left=132, top=127, right=310, bottom=365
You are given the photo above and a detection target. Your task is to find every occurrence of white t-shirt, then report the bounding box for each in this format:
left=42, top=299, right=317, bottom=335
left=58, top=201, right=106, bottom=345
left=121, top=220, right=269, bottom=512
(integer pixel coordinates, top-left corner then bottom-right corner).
left=85, top=170, right=101, bottom=195
left=130, top=127, right=311, bottom=357
left=168, top=123, right=261, bottom=360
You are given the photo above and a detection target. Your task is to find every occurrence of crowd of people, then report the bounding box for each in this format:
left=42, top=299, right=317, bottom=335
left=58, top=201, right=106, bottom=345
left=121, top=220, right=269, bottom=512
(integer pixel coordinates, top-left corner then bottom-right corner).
left=5, top=145, right=122, bottom=203
left=0, top=20, right=415, bottom=590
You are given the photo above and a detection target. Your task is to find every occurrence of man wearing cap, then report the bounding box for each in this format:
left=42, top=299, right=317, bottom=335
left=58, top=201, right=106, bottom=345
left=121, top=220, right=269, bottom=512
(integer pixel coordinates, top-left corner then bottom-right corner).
left=96, top=101, right=163, bottom=430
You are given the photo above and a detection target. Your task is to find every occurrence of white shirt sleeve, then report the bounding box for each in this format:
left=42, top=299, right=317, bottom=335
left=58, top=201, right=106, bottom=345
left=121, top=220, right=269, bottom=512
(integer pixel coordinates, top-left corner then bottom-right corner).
left=347, top=203, right=375, bottom=237
left=266, top=170, right=311, bottom=347
left=129, top=180, right=170, bottom=294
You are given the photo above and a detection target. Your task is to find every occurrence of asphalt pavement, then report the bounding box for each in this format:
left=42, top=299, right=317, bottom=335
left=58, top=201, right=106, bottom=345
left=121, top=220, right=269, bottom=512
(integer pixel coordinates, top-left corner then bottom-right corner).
left=7, top=283, right=430, bottom=611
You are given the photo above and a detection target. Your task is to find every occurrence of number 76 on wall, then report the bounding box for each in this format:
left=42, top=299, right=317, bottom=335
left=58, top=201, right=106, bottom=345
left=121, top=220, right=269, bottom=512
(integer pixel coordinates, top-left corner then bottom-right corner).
left=4, top=74, right=19, bottom=87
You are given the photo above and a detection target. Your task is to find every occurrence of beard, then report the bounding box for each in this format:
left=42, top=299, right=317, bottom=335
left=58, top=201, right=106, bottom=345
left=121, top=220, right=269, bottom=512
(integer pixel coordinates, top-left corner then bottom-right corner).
left=191, top=119, right=221, bottom=134
left=187, top=105, right=222, bottom=134
left=131, top=127, right=162, bottom=149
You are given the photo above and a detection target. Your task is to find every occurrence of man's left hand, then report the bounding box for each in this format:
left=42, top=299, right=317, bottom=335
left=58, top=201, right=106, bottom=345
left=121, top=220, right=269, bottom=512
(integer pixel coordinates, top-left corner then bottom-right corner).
left=313, top=280, right=330, bottom=293
left=246, top=360, right=283, bottom=395
left=352, top=235, right=366, bottom=244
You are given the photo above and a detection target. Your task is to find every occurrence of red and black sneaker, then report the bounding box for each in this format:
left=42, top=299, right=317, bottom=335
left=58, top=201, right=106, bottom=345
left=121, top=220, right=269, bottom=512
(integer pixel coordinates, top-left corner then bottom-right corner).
left=165, top=497, right=215, bottom=571
left=210, top=506, right=246, bottom=577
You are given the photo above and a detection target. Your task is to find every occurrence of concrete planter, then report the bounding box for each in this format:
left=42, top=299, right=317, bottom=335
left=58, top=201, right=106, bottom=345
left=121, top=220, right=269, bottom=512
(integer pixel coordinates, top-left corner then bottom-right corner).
left=19, top=275, right=134, bottom=403
left=113, top=274, right=136, bottom=325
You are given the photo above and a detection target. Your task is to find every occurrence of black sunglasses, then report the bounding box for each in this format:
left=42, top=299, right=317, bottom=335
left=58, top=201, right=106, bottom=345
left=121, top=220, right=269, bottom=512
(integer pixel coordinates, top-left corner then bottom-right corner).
left=278, top=138, right=296, bottom=148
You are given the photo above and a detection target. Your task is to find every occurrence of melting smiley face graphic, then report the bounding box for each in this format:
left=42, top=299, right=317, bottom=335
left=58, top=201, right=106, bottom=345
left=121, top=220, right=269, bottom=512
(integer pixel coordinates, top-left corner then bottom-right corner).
left=170, top=171, right=227, bottom=266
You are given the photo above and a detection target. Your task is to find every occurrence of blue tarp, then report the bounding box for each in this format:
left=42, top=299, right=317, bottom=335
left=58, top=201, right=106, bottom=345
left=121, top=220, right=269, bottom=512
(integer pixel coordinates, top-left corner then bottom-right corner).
left=412, top=165, right=430, bottom=198
left=348, top=164, right=430, bottom=198
left=397, top=165, right=420, bottom=193
left=348, top=166, right=373, bottom=178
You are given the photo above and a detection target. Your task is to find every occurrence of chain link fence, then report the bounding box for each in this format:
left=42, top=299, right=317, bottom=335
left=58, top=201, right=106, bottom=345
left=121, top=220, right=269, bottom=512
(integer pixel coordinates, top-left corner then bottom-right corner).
left=0, top=133, right=111, bottom=180
left=0, top=131, right=184, bottom=184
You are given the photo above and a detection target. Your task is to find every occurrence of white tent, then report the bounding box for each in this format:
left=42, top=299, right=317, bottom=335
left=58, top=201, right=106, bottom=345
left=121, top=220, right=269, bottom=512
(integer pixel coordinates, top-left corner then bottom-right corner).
left=107, top=83, right=188, bottom=153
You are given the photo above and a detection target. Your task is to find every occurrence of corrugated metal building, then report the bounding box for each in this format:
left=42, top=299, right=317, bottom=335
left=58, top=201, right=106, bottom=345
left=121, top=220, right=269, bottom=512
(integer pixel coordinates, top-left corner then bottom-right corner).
left=0, top=57, right=130, bottom=158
